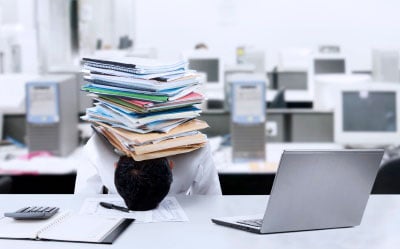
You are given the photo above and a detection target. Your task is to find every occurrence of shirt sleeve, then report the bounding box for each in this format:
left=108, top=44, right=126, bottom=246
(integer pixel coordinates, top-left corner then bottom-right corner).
left=190, top=142, right=222, bottom=195
left=76, top=134, right=119, bottom=194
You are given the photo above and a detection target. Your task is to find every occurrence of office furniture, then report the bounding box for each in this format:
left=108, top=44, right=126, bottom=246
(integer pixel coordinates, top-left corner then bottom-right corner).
left=0, top=74, right=39, bottom=115
left=266, top=49, right=313, bottom=103
left=0, top=146, right=83, bottom=194
left=26, top=75, right=78, bottom=156
left=48, top=67, right=93, bottom=114
left=372, top=49, right=400, bottom=82
left=334, top=83, right=400, bottom=147
left=224, top=64, right=255, bottom=110
left=3, top=114, right=91, bottom=146
left=314, top=74, right=371, bottom=110
left=312, top=53, right=348, bottom=75
left=214, top=142, right=343, bottom=174
left=214, top=142, right=342, bottom=195
left=278, top=48, right=312, bottom=71
left=266, top=49, right=312, bottom=102
left=201, top=109, right=334, bottom=143
left=0, top=176, right=12, bottom=193
left=6, top=174, right=76, bottom=194
left=372, top=157, right=400, bottom=194
left=276, top=71, right=309, bottom=90
left=0, top=194, right=399, bottom=249
left=287, top=110, right=334, bottom=142
left=269, top=88, right=286, bottom=108
left=186, top=52, right=224, bottom=101
left=267, top=71, right=314, bottom=103
left=0, top=112, right=3, bottom=140
left=236, top=47, right=265, bottom=73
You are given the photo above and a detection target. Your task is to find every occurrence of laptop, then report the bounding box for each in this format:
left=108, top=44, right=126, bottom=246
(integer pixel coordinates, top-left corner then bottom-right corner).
left=212, top=150, right=384, bottom=234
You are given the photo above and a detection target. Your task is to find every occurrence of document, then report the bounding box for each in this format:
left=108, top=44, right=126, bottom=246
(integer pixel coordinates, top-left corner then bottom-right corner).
left=86, top=72, right=199, bottom=90
left=79, top=196, right=189, bottom=223
left=82, top=57, right=188, bottom=75
left=0, top=212, right=132, bottom=244
left=106, top=119, right=209, bottom=144
left=96, top=92, right=204, bottom=114
left=90, top=120, right=207, bottom=160
left=83, top=65, right=187, bottom=79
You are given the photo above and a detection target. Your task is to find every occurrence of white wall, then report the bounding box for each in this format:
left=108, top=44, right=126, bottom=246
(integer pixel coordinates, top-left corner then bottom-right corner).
left=0, top=0, right=39, bottom=74
left=135, top=0, right=400, bottom=71
left=79, top=0, right=135, bottom=53
left=0, top=0, right=18, bottom=25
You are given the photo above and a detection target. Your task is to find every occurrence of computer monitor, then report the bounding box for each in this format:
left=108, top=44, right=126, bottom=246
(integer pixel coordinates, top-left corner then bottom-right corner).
left=314, top=74, right=372, bottom=110
left=313, top=54, right=347, bottom=75
left=277, top=71, right=308, bottom=90
left=372, top=49, right=400, bottom=82
left=334, top=83, right=400, bottom=147
left=0, top=74, right=40, bottom=115
left=267, top=49, right=314, bottom=102
left=187, top=54, right=224, bottom=100
left=237, top=47, right=265, bottom=74
left=278, top=48, right=312, bottom=71
left=268, top=69, right=313, bottom=102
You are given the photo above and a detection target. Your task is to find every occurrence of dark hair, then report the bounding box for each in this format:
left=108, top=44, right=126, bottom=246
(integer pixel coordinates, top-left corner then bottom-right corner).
left=115, top=156, right=173, bottom=211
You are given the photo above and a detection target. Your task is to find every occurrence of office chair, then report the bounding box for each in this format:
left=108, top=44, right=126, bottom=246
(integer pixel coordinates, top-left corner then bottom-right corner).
left=0, top=176, right=12, bottom=193
left=270, top=88, right=287, bottom=108
left=372, top=157, right=400, bottom=194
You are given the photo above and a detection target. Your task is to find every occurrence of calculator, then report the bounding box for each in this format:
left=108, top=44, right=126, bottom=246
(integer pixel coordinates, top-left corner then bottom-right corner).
left=4, top=206, right=59, bottom=220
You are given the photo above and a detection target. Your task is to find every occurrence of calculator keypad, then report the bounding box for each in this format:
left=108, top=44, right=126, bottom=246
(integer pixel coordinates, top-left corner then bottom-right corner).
left=4, top=206, right=59, bottom=220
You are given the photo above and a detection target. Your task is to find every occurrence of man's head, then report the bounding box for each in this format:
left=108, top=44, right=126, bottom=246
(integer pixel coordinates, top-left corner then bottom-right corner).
left=115, top=156, right=173, bottom=211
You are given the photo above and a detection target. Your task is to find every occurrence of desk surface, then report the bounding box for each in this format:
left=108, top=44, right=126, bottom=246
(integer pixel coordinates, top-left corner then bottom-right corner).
left=213, top=142, right=343, bottom=174
left=0, top=194, right=399, bottom=249
left=1, top=142, right=343, bottom=175
left=0, top=146, right=83, bottom=175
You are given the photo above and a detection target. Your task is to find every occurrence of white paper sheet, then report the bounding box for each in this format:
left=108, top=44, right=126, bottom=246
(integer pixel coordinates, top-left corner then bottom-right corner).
left=79, top=196, right=188, bottom=223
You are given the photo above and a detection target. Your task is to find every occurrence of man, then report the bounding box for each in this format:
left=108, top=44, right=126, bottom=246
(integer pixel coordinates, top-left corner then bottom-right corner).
left=115, top=156, right=173, bottom=210
left=75, top=133, right=222, bottom=195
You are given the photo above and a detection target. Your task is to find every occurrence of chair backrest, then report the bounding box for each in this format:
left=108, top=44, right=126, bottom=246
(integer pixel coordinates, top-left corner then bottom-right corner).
left=270, top=88, right=287, bottom=109
left=0, top=176, right=12, bottom=194
left=372, top=157, right=400, bottom=194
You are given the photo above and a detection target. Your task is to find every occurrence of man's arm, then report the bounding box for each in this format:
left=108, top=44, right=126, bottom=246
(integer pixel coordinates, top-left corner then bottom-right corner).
left=74, top=134, right=119, bottom=194
left=191, top=142, right=222, bottom=195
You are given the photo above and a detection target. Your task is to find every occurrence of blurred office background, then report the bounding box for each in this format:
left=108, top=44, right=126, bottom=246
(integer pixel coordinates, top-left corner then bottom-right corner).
left=1, top=0, right=400, bottom=194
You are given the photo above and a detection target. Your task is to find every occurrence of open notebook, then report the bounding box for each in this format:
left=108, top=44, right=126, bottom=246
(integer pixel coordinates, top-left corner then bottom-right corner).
left=0, top=212, right=133, bottom=244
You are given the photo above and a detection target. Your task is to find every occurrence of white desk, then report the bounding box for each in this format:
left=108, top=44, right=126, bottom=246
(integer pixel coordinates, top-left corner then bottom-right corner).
left=213, top=142, right=343, bottom=174
left=0, top=146, right=85, bottom=175
left=0, top=194, right=399, bottom=249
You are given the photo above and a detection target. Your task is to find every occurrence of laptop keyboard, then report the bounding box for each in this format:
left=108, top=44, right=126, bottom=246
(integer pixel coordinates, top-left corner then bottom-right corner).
left=237, top=219, right=263, bottom=227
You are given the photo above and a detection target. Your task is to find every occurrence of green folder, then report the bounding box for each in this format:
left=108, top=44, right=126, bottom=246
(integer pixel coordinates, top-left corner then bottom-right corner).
left=82, top=85, right=168, bottom=102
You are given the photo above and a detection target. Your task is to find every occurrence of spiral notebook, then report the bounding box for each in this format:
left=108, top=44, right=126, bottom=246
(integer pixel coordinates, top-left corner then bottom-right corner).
left=0, top=212, right=133, bottom=244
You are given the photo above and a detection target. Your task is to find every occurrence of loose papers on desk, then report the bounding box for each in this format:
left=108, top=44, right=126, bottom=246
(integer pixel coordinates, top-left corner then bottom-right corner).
left=79, top=196, right=188, bottom=223
left=81, top=57, right=209, bottom=160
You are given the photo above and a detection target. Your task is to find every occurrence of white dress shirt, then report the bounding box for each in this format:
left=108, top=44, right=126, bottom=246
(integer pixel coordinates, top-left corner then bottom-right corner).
left=74, top=134, right=222, bottom=195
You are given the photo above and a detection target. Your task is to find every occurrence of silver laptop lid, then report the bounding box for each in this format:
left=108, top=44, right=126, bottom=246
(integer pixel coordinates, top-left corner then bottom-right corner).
left=261, top=150, right=383, bottom=233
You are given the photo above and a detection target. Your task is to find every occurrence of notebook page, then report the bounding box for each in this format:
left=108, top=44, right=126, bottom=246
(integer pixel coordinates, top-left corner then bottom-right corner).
left=0, top=212, right=66, bottom=240
left=39, top=214, right=124, bottom=243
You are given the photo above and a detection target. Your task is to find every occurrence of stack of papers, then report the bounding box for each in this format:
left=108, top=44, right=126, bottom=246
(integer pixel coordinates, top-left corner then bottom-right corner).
left=81, top=57, right=209, bottom=161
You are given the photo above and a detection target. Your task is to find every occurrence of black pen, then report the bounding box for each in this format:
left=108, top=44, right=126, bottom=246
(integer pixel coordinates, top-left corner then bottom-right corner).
left=99, top=202, right=130, bottom=213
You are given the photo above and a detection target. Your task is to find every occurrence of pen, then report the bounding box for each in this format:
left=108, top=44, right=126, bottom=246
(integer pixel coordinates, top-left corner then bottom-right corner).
left=99, top=202, right=130, bottom=213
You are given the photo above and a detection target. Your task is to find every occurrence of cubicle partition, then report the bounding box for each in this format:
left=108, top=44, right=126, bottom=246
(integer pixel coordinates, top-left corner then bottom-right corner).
left=202, top=109, right=334, bottom=143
